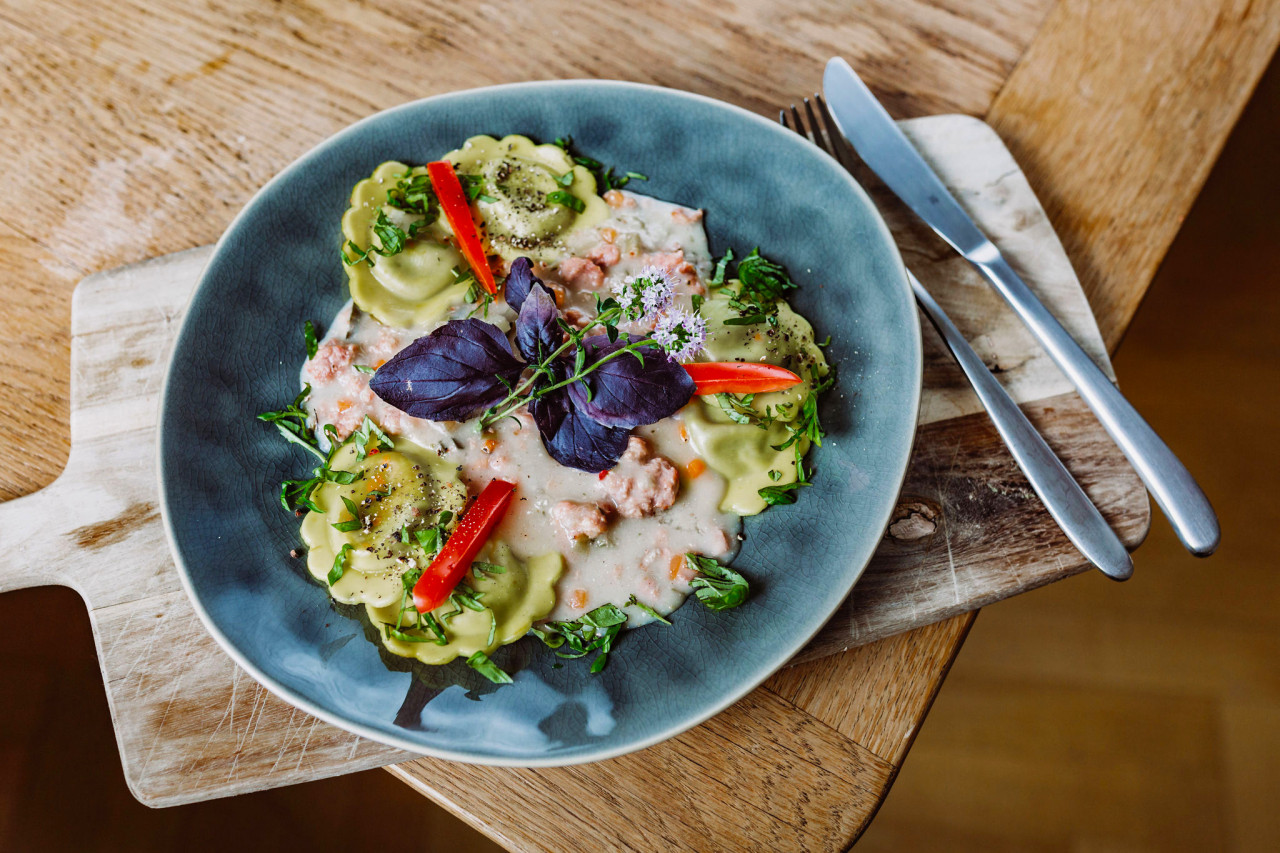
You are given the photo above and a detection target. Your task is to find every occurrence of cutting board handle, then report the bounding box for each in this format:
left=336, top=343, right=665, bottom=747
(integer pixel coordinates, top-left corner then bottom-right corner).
left=0, top=478, right=80, bottom=593
left=0, top=445, right=155, bottom=600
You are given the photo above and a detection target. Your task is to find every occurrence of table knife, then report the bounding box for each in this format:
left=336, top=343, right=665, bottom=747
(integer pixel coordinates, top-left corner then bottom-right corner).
left=823, top=56, right=1220, bottom=557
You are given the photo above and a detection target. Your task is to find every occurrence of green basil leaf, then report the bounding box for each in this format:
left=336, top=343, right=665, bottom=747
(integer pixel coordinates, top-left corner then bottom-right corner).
left=371, top=209, right=408, bottom=256
left=466, top=651, right=513, bottom=684
left=545, top=190, right=586, bottom=213
left=303, top=320, right=319, bottom=359
left=385, top=624, right=447, bottom=645
left=420, top=612, right=448, bottom=644
left=626, top=595, right=671, bottom=625
left=341, top=240, right=370, bottom=266
left=414, top=527, right=440, bottom=556
left=331, top=496, right=362, bottom=532
left=327, top=543, right=354, bottom=586
left=686, top=554, right=749, bottom=610
left=708, top=248, right=734, bottom=288
left=757, top=484, right=802, bottom=506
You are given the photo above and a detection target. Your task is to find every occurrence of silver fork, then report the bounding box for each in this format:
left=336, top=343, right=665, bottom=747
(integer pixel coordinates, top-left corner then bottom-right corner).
left=783, top=97, right=1134, bottom=580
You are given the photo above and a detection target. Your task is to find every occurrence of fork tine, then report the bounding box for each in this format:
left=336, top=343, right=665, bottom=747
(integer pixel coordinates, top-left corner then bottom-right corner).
left=779, top=108, right=797, bottom=134
left=802, top=98, right=826, bottom=150
left=780, top=95, right=855, bottom=171
left=788, top=104, right=809, bottom=141
left=814, top=94, right=857, bottom=171
left=779, top=106, right=802, bottom=139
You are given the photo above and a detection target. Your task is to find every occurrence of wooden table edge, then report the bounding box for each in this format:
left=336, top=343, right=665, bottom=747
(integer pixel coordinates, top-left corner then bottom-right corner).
left=841, top=612, right=979, bottom=849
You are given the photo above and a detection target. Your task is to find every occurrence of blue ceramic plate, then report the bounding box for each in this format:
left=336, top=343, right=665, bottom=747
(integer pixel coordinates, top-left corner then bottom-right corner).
left=159, top=80, right=920, bottom=765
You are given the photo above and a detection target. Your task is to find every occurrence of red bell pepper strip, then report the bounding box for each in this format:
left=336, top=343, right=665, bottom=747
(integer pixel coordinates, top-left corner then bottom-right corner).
left=413, top=478, right=516, bottom=613
left=683, top=362, right=803, bottom=396
left=426, top=160, right=497, bottom=295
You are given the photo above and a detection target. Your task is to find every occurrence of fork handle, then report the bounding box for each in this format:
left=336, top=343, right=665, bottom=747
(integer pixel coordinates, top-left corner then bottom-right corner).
left=909, top=270, right=1134, bottom=579
left=974, top=253, right=1219, bottom=556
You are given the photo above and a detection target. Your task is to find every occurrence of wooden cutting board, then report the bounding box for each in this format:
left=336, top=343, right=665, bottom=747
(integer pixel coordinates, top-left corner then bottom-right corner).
left=0, top=115, right=1147, bottom=814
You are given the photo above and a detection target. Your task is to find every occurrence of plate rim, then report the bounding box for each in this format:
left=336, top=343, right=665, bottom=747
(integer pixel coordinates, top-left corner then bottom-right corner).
left=158, top=77, right=921, bottom=766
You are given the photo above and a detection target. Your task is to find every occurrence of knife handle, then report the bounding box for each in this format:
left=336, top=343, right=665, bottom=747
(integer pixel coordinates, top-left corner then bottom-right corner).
left=974, top=253, right=1220, bottom=556
left=909, top=271, right=1133, bottom=579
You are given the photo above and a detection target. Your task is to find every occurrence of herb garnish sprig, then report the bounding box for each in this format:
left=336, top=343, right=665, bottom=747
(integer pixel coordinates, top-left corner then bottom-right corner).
left=389, top=546, right=519, bottom=685
left=370, top=258, right=706, bottom=472
left=528, top=560, right=747, bottom=673
left=755, top=365, right=836, bottom=506
left=551, top=136, right=648, bottom=192
left=342, top=169, right=441, bottom=267
left=685, top=554, right=750, bottom=610
left=530, top=602, right=630, bottom=673
left=707, top=247, right=798, bottom=327
left=257, top=335, right=396, bottom=514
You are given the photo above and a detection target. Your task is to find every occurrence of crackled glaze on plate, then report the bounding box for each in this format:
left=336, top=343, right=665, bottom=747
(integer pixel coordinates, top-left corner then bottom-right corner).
left=158, top=80, right=919, bottom=765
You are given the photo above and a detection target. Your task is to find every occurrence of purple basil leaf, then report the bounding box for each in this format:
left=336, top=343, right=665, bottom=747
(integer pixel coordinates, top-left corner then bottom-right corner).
left=504, top=256, right=546, bottom=313
left=370, top=319, right=524, bottom=421
left=515, top=282, right=561, bottom=362
left=530, top=389, right=632, bottom=472
left=566, top=334, right=696, bottom=428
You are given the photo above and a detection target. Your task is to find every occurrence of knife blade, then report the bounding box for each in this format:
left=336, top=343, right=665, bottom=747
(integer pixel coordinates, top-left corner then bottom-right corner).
left=822, top=56, right=1220, bottom=558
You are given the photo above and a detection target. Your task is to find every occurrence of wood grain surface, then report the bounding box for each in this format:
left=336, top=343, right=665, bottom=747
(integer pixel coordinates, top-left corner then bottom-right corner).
left=0, top=116, right=1147, bottom=852
left=1, top=0, right=1276, bottom=849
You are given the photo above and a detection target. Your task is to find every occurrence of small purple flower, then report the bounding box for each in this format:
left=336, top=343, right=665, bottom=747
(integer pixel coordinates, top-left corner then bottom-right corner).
left=613, top=266, right=675, bottom=320
left=652, top=309, right=707, bottom=361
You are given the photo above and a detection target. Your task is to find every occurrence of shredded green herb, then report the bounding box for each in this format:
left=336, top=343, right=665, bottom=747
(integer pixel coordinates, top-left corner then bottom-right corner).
left=467, top=650, right=513, bottom=684
left=385, top=170, right=438, bottom=221
left=708, top=248, right=733, bottom=288
left=371, top=209, right=408, bottom=256
left=685, top=554, right=750, bottom=610
left=330, top=495, right=363, bottom=532
left=384, top=623, right=446, bottom=645
left=546, top=189, right=585, bottom=213
left=341, top=240, right=371, bottom=266
left=257, top=384, right=324, bottom=461
left=327, top=543, right=354, bottom=586
left=716, top=392, right=758, bottom=425
left=711, top=247, right=798, bottom=327
left=755, top=368, right=834, bottom=505
left=303, top=321, right=319, bottom=359
left=471, top=561, right=507, bottom=577
left=413, top=527, right=439, bottom=554
left=530, top=603, right=629, bottom=673
left=626, top=595, right=671, bottom=625
left=458, top=173, right=497, bottom=204
left=351, top=415, right=394, bottom=461
left=457, top=265, right=496, bottom=317
left=550, top=135, right=647, bottom=191
left=419, top=612, right=448, bottom=644
left=259, top=381, right=389, bottom=515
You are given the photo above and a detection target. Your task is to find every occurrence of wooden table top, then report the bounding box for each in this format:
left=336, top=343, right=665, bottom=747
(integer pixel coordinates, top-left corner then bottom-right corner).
left=3, top=0, right=1275, bottom=848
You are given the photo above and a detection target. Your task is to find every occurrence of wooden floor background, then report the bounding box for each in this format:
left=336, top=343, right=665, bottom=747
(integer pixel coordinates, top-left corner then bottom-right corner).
left=1, top=55, right=1276, bottom=853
